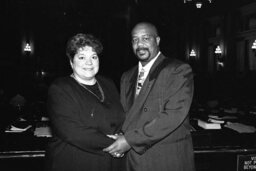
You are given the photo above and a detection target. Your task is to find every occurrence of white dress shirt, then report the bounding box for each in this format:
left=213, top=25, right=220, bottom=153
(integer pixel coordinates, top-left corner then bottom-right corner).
left=136, top=51, right=161, bottom=96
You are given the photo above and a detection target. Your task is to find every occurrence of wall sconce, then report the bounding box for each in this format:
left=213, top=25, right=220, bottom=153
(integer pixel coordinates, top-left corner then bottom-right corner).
left=251, top=39, right=256, bottom=56
left=214, top=45, right=224, bottom=70
left=24, top=43, right=32, bottom=52
left=196, top=2, right=202, bottom=8
left=214, top=45, right=222, bottom=55
left=189, top=49, right=196, bottom=57
left=184, top=0, right=212, bottom=8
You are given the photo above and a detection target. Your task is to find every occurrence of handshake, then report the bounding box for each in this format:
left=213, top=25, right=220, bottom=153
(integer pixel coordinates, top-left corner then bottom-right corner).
left=103, top=133, right=131, bottom=158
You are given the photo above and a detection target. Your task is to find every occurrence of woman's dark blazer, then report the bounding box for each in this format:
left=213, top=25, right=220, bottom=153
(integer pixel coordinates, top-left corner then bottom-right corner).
left=45, top=76, right=125, bottom=171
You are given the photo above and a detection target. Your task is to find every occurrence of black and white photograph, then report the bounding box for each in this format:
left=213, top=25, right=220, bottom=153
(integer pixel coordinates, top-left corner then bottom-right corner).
left=1, top=0, right=256, bottom=171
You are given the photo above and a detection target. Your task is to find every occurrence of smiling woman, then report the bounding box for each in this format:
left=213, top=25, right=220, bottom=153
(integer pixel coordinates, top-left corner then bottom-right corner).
left=70, top=46, right=100, bottom=85
left=44, top=33, right=125, bottom=171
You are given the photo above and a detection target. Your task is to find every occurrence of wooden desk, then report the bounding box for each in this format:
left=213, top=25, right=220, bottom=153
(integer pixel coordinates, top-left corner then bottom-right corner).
left=0, top=125, right=255, bottom=171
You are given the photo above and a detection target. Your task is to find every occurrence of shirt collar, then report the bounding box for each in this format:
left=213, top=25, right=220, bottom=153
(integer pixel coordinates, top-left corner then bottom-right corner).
left=138, top=51, right=161, bottom=72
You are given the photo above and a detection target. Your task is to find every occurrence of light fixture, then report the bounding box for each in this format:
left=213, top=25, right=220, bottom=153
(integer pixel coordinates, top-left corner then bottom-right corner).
left=196, top=2, right=202, bottom=8
left=184, top=0, right=212, bottom=3
left=215, top=45, right=224, bottom=70
left=251, top=40, right=256, bottom=57
left=184, top=0, right=212, bottom=8
left=24, top=43, right=32, bottom=52
left=189, top=49, right=196, bottom=57
left=214, top=45, right=222, bottom=54
left=252, top=40, right=256, bottom=51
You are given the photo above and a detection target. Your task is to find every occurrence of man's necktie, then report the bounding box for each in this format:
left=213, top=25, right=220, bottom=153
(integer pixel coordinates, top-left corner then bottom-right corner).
left=135, top=68, right=145, bottom=96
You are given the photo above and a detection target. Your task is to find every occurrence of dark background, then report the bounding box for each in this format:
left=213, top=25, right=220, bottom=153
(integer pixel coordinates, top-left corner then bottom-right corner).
left=1, top=0, right=256, bottom=105
left=1, top=2, right=256, bottom=171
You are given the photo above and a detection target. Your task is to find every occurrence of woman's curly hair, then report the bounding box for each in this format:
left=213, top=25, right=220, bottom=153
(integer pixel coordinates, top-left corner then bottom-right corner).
left=66, top=33, right=103, bottom=61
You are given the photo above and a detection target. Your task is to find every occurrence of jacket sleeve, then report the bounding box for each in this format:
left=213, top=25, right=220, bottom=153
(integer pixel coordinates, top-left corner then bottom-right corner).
left=124, top=63, right=194, bottom=154
left=47, top=83, right=114, bottom=154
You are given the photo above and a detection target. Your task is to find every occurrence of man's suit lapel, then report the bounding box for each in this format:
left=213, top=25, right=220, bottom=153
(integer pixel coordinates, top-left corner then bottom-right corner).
left=123, top=54, right=169, bottom=130
left=125, top=67, right=138, bottom=110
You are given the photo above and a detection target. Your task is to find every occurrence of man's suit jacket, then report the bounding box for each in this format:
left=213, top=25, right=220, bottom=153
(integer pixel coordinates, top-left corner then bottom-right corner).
left=121, top=54, right=195, bottom=171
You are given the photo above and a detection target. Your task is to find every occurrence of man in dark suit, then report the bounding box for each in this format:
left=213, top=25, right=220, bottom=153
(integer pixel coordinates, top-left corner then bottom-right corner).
left=103, top=22, right=195, bottom=171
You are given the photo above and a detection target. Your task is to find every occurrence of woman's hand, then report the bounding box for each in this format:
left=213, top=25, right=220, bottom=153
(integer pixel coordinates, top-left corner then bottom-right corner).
left=106, top=132, right=123, bottom=140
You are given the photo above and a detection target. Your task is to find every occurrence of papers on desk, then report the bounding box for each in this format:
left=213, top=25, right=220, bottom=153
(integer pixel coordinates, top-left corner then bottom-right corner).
left=208, top=114, right=256, bottom=133
left=197, top=119, right=222, bottom=129
left=5, top=125, right=32, bottom=133
left=34, top=120, right=52, bottom=137
left=224, top=122, right=256, bottom=133
left=5, top=117, right=32, bottom=133
left=208, top=118, right=225, bottom=124
left=196, top=114, right=226, bottom=129
left=208, top=114, right=238, bottom=120
left=34, top=126, right=52, bottom=137
left=196, top=114, right=256, bottom=133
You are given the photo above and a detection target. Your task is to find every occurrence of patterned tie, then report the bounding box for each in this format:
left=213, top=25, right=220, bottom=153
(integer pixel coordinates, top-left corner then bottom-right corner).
left=135, top=68, right=145, bottom=96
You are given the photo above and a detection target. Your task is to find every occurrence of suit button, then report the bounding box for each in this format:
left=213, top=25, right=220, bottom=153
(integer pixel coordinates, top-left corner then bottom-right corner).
left=144, top=108, right=147, bottom=112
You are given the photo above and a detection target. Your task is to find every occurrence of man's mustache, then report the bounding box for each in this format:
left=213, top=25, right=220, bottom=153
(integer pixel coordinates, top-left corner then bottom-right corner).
left=136, top=47, right=149, bottom=53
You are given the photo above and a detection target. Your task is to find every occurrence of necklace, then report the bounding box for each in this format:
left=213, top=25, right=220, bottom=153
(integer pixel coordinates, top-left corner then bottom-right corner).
left=70, top=74, right=105, bottom=102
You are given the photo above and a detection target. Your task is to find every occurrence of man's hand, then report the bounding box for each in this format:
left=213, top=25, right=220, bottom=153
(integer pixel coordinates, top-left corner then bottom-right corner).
left=103, top=135, right=131, bottom=158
